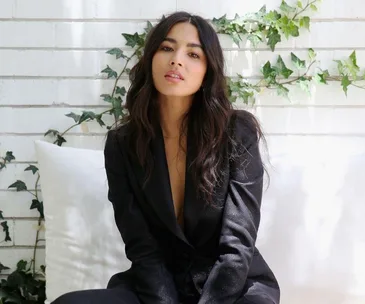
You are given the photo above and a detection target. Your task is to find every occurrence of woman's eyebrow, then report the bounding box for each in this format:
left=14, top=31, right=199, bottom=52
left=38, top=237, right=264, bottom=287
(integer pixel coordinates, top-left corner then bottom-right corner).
left=163, top=37, right=203, bottom=49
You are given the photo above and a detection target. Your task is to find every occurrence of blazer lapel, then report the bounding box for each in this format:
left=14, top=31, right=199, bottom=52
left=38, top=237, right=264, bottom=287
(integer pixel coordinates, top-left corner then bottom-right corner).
left=128, top=120, right=227, bottom=248
left=141, top=123, right=193, bottom=247
left=183, top=125, right=205, bottom=241
left=184, top=127, right=230, bottom=246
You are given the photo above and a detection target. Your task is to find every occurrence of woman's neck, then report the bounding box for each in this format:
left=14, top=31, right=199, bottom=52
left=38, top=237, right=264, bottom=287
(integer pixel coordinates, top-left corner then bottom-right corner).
left=158, top=95, right=192, bottom=138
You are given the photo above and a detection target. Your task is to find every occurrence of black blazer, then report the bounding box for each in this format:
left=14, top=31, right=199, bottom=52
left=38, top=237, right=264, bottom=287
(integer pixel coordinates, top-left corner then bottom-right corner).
left=104, top=109, right=280, bottom=304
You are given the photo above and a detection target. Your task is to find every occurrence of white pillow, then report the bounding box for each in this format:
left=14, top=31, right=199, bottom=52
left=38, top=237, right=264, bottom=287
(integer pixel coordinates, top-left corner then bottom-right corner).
left=257, top=145, right=365, bottom=304
left=34, top=138, right=365, bottom=304
left=34, top=140, right=130, bottom=304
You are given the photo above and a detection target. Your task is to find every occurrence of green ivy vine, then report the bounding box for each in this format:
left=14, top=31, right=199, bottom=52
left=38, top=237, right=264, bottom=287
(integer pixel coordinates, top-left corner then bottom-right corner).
left=0, top=152, right=46, bottom=303
left=1, top=1, right=365, bottom=303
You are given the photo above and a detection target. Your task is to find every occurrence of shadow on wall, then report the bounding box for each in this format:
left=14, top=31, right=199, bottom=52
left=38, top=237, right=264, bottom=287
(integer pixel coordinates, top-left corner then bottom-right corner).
left=257, top=138, right=365, bottom=304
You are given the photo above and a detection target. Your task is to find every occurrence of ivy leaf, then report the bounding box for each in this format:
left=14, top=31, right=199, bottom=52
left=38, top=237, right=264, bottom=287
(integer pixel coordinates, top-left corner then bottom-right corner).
left=40, top=265, right=46, bottom=273
left=95, top=114, right=106, bottom=127
left=247, top=33, right=262, bottom=48
left=310, top=4, right=318, bottom=11
left=267, top=26, right=281, bottom=51
left=122, top=32, right=144, bottom=48
left=297, top=0, right=303, bottom=9
left=212, top=14, right=229, bottom=31
left=5, top=151, right=15, bottom=163
left=297, top=76, right=311, bottom=94
left=341, top=75, right=351, bottom=95
left=16, top=260, right=27, bottom=272
left=101, top=65, right=118, bottom=79
left=276, top=84, right=290, bottom=98
left=299, top=16, right=310, bottom=30
left=279, top=1, right=296, bottom=14
left=0, top=262, right=10, bottom=272
left=25, top=165, right=38, bottom=175
left=275, top=55, right=293, bottom=78
left=262, top=61, right=277, bottom=84
left=8, top=180, right=27, bottom=192
left=144, top=21, right=154, bottom=33
left=231, top=32, right=242, bottom=47
left=65, top=112, right=80, bottom=123
left=314, top=70, right=329, bottom=84
left=106, top=48, right=125, bottom=59
left=55, top=135, right=66, bottom=146
left=44, top=129, right=59, bottom=137
left=111, top=97, right=123, bottom=118
left=116, top=86, right=127, bottom=96
left=334, top=60, right=345, bottom=75
left=229, top=95, right=238, bottom=103
left=1, top=221, right=11, bottom=242
left=308, top=48, right=316, bottom=61
left=264, top=10, right=281, bottom=23
left=278, top=16, right=299, bottom=39
left=346, top=51, right=360, bottom=79
left=291, top=52, right=306, bottom=69
left=100, top=94, right=113, bottom=103
left=30, top=200, right=44, bottom=218
left=349, top=51, right=359, bottom=68
left=79, top=111, right=96, bottom=124
left=239, top=90, right=255, bottom=105
left=259, top=5, right=267, bottom=13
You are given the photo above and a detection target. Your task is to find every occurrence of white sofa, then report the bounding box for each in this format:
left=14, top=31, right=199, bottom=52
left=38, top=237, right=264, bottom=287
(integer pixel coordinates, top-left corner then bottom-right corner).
left=35, top=138, right=365, bottom=304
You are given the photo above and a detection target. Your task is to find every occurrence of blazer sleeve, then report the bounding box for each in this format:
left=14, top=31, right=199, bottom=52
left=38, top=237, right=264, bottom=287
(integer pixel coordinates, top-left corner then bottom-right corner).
left=198, top=110, right=264, bottom=304
left=104, top=129, right=179, bottom=304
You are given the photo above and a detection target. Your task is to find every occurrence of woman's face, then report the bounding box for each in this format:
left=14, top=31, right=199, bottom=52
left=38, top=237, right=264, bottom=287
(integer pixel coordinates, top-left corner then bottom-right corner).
left=152, top=22, right=207, bottom=98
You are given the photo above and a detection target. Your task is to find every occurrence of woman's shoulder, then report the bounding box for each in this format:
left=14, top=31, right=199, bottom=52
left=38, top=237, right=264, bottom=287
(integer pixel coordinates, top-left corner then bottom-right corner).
left=107, top=122, right=130, bottom=140
left=105, top=122, right=131, bottom=153
left=229, top=109, right=261, bottom=144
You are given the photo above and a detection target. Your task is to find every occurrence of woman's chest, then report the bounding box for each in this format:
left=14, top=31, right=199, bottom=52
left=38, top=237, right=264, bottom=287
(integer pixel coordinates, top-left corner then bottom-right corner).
left=164, top=137, right=187, bottom=226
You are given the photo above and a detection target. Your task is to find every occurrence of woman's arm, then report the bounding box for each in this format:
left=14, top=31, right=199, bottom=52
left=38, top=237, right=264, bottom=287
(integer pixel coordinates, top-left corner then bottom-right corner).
left=198, top=110, right=264, bottom=304
left=104, top=129, right=179, bottom=304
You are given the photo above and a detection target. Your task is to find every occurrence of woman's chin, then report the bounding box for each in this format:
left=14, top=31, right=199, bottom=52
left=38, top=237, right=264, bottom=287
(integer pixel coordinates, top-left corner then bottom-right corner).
left=158, top=88, right=193, bottom=97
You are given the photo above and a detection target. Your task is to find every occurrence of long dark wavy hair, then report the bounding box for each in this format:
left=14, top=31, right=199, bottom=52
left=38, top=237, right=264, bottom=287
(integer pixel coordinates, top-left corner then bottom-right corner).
left=113, top=11, right=267, bottom=204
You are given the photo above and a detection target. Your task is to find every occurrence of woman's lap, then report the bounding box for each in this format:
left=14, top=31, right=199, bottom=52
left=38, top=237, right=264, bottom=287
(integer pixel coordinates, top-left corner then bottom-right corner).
left=51, top=286, right=141, bottom=304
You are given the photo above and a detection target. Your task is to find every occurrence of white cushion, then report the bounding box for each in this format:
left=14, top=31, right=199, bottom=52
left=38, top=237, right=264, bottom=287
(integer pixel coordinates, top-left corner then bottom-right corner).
left=34, top=140, right=130, bottom=304
left=257, top=138, right=365, bottom=304
left=34, top=138, right=365, bottom=304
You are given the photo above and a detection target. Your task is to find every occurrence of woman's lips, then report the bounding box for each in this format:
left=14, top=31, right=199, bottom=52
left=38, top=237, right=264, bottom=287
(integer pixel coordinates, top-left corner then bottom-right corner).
left=165, top=75, right=183, bottom=83
left=165, top=70, right=184, bottom=80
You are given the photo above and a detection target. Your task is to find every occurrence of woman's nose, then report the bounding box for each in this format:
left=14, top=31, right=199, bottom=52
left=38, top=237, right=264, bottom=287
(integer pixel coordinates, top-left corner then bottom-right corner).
left=169, top=52, right=183, bottom=67
left=170, top=60, right=183, bottom=67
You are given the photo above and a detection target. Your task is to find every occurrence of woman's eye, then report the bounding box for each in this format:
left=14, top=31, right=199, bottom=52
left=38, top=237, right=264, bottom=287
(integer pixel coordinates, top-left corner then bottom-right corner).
left=189, top=53, right=200, bottom=59
left=161, top=46, right=173, bottom=51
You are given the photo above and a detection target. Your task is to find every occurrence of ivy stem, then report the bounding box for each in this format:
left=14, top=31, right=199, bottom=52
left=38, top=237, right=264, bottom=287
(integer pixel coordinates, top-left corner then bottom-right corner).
left=327, top=76, right=365, bottom=89
left=26, top=190, right=37, bottom=198
left=277, top=60, right=316, bottom=86
left=110, top=47, right=142, bottom=122
left=293, top=0, right=319, bottom=20
left=30, top=174, right=43, bottom=275
left=53, top=108, right=113, bottom=145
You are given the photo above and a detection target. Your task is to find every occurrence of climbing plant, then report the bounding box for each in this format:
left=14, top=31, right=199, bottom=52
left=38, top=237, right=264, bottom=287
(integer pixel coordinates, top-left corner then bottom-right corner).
left=1, top=1, right=365, bottom=303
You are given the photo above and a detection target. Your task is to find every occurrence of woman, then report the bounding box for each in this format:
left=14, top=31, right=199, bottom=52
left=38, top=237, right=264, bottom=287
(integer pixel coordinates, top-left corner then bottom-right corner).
left=52, top=11, right=280, bottom=304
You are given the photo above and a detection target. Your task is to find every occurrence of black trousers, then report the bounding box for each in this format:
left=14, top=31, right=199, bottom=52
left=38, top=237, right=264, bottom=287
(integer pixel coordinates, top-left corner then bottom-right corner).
left=52, top=286, right=140, bottom=304
left=51, top=272, right=278, bottom=304
left=52, top=287, right=276, bottom=304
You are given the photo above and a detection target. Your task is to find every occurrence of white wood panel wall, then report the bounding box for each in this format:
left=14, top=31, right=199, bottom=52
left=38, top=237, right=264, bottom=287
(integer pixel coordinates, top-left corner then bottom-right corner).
left=1, top=0, right=365, bottom=278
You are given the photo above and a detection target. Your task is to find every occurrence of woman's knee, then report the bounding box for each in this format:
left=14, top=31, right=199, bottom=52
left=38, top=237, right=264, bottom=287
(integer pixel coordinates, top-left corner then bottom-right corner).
left=51, top=290, right=83, bottom=304
left=51, top=287, right=141, bottom=304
